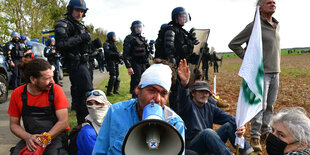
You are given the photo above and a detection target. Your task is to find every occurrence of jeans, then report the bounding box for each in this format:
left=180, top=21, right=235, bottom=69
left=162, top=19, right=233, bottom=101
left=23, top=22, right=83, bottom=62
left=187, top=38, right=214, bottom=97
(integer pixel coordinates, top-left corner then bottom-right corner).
left=189, top=122, right=253, bottom=155
left=251, top=73, right=279, bottom=138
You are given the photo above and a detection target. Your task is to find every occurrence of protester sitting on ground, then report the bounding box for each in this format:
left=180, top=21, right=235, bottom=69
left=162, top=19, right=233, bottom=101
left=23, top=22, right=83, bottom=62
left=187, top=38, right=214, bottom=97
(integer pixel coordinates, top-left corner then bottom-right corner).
left=76, top=90, right=111, bottom=155
left=92, top=59, right=185, bottom=155
left=266, top=107, right=310, bottom=155
left=8, top=58, right=69, bottom=154
left=176, top=59, right=254, bottom=155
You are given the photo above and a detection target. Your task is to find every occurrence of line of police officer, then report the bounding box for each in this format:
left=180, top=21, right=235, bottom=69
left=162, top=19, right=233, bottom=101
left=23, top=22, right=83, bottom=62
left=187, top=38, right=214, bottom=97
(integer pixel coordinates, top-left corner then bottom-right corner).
left=54, top=0, right=199, bottom=124
left=5, top=32, right=33, bottom=89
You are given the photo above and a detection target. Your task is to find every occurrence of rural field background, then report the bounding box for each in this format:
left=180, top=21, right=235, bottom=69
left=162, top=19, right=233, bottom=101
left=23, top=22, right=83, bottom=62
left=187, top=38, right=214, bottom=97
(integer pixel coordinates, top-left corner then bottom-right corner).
left=69, top=53, right=309, bottom=154
left=212, top=54, right=310, bottom=154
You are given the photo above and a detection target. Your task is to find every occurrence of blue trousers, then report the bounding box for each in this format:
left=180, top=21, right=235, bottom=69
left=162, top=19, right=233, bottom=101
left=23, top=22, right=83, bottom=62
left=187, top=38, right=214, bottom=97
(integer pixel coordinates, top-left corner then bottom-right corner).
left=189, top=122, right=252, bottom=155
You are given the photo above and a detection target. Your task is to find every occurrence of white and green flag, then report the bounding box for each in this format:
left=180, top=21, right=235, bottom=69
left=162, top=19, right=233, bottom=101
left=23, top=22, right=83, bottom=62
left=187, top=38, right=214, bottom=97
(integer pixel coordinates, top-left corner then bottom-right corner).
left=235, top=6, right=264, bottom=148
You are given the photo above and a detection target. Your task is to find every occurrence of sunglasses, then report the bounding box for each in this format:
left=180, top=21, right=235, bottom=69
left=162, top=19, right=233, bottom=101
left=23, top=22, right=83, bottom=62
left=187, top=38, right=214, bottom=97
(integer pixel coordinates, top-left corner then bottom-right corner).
left=87, top=90, right=104, bottom=97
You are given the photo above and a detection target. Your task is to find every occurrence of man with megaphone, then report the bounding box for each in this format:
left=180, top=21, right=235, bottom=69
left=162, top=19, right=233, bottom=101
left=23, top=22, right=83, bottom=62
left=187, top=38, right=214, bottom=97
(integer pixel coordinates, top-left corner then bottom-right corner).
left=92, top=59, right=186, bottom=155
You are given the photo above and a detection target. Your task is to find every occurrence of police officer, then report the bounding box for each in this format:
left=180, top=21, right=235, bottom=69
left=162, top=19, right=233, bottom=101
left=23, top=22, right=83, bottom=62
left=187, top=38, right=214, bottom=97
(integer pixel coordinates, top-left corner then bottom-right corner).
left=7, top=31, right=24, bottom=89
left=19, top=35, right=33, bottom=59
left=123, top=20, right=149, bottom=98
left=44, top=38, right=61, bottom=85
left=103, top=32, right=122, bottom=96
left=155, top=7, right=199, bottom=113
left=212, top=51, right=219, bottom=73
left=202, top=43, right=211, bottom=81
left=54, top=0, right=93, bottom=125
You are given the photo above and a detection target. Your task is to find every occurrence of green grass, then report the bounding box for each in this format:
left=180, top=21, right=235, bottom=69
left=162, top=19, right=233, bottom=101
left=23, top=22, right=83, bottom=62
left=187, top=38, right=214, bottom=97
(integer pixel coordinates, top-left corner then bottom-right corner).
left=222, top=48, right=310, bottom=58
left=68, top=65, right=132, bottom=131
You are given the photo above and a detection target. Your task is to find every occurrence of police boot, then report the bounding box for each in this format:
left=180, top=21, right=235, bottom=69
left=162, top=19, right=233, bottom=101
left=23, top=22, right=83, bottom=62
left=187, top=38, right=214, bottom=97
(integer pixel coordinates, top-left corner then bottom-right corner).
left=113, top=77, right=120, bottom=95
left=107, top=76, right=116, bottom=96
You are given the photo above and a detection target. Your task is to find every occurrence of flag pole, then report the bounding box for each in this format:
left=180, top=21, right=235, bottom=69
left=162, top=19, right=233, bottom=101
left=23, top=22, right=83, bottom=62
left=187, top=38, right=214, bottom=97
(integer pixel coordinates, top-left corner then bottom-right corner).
left=236, top=144, right=240, bottom=155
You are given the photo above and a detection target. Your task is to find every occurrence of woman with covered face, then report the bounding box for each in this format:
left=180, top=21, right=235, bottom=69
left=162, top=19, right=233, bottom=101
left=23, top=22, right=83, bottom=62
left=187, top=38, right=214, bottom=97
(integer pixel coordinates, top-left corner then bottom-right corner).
left=266, top=107, right=310, bottom=155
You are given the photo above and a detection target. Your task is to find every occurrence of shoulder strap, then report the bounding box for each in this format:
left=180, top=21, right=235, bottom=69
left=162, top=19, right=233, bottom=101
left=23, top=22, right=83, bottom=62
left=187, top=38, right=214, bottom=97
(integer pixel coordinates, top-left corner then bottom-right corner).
left=21, top=85, right=28, bottom=107
left=48, top=84, right=56, bottom=116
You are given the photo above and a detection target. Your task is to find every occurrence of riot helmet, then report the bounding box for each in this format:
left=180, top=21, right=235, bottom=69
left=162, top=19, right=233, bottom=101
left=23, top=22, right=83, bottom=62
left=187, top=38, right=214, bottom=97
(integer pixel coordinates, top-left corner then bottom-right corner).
left=11, top=31, right=20, bottom=38
left=47, top=37, right=55, bottom=46
left=20, top=35, right=27, bottom=42
left=171, top=7, right=190, bottom=25
left=67, top=0, right=88, bottom=17
left=107, top=32, right=116, bottom=41
left=130, top=20, right=143, bottom=35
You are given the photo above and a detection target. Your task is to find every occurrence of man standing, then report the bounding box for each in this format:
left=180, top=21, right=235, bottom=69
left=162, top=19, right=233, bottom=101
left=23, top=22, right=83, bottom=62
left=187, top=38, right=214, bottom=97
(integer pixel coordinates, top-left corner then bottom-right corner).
left=55, top=0, right=93, bottom=125
left=7, top=31, right=23, bottom=89
left=228, top=0, right=280, bottom=152
left=154, top=7, right=199, bottom=113
left=92, top=59, right=185, bottom=155
left=8, top=59, right=68, bottom=154
left=123, top=20, right=149, bottom=98
left=103, top=32, right=122, bottom=96
left=44, top=38, right=61, bottom=86
left=177, top=59, right=253, bottom=155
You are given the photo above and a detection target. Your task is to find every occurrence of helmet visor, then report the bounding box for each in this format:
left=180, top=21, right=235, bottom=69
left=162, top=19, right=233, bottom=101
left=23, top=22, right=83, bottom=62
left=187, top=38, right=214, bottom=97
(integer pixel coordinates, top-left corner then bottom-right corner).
left=178, top=12, right=190, bottom=23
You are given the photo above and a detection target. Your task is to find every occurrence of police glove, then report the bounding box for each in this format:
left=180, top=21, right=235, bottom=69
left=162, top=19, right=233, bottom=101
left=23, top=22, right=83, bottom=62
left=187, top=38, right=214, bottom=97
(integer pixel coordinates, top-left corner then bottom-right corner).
left=80, top=33, right=91, bottom=42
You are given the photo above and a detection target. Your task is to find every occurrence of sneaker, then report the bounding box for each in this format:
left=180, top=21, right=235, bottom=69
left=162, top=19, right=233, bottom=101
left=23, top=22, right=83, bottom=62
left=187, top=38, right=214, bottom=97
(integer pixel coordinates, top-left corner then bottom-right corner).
left=250, top=138, right=262, bottom=152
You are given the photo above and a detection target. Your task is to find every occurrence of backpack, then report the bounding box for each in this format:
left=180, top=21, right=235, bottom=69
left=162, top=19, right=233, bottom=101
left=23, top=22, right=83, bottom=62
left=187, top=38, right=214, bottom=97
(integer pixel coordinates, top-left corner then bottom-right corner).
left=68, top=120, right=94, bottom=155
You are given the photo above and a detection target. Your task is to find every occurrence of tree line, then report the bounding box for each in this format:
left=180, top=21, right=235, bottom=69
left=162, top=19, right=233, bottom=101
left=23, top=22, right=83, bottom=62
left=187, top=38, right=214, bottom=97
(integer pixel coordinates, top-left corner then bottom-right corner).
left=0, top=0, right=123, bottom=51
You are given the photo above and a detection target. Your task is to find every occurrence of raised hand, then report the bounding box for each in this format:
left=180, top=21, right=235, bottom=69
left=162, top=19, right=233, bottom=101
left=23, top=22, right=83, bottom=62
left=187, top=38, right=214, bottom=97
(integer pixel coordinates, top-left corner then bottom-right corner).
left=177, top=59, right=190, bottom=88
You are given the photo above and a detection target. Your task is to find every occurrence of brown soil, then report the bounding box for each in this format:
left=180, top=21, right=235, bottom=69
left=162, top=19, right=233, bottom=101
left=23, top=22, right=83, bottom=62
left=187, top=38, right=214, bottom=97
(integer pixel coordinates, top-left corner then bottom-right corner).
left=207, top=54, right=310, bottom=154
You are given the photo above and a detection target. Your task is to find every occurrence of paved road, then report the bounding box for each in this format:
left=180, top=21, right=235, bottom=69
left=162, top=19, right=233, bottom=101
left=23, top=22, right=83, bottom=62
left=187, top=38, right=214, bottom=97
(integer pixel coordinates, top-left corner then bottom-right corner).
left=0, top=70, right=108, bottom=154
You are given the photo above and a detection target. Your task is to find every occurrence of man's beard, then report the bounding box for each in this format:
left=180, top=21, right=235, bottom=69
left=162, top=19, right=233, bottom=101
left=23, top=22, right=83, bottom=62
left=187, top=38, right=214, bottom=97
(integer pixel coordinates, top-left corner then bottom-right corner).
left=196, top=98, right=208, bottom=105
left=35, top=81, right=52, bottom=92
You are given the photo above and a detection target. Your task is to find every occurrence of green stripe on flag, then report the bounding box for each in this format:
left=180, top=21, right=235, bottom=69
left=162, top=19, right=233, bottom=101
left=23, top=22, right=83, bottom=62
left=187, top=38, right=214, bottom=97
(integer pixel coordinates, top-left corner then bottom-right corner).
left=242, top=62, right=264, bottom=105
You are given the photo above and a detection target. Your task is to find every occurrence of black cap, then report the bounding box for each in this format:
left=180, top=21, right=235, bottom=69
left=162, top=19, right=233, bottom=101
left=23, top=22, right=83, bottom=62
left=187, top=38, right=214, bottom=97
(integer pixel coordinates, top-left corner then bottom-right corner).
left=191, top=81, right=211, bottom=93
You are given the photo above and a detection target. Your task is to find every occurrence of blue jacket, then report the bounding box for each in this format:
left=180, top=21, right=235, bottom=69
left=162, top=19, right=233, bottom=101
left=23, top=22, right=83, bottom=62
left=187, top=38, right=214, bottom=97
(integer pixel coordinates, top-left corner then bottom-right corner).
left=92, top=98, right=185, bottom=155
left=178, top=85, right=236, bottom=140
left=77, top=124, right=97, bottom=155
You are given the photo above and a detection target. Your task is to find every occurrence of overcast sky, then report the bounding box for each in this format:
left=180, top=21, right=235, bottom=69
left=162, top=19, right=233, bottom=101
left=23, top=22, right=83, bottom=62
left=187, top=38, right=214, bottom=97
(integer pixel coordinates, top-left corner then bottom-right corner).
left=84, top=0, right=310, bottom=52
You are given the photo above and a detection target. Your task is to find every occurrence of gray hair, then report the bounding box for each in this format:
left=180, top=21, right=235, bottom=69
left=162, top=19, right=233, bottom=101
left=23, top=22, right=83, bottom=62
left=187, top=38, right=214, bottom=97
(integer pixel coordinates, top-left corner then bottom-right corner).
left=256, top=0, right=264, bottom=7
left=271, top=107, right=310, bottom=147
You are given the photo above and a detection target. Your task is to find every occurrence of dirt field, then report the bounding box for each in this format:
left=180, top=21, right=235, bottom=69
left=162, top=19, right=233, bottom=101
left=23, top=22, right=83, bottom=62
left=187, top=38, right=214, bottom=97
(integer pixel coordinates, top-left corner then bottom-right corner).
left=207, top=54, right=310, bottom=154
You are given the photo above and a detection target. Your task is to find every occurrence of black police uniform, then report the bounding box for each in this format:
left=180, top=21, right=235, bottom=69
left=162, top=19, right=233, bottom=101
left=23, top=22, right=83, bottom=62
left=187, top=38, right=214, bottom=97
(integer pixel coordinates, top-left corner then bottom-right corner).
left=155, top=21, right=196, bottom=113
left=44, top=45, right=61, bottom=85
left=55, top=15, right=93, bottom=125
left=7, top=39, right=24, bottom=89
left=202, top=46, right=211, bottom=81
left=212, top=52, right=219, bottom=73
left=123, top=33, right=149, bottom=98
left=10, top=85, right=68, bottom=155
left=103, top=40, right=121, bottom=95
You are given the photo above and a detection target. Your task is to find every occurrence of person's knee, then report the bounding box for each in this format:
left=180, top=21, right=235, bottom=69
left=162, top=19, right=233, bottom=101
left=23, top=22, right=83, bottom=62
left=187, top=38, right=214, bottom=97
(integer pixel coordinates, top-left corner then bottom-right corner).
left=201, top=128, right=217, bottom=137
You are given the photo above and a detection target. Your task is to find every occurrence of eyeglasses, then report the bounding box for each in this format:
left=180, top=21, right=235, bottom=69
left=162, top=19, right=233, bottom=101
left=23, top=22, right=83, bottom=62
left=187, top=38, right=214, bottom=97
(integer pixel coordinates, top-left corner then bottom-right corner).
left=87, top=90, right=104, bottom=97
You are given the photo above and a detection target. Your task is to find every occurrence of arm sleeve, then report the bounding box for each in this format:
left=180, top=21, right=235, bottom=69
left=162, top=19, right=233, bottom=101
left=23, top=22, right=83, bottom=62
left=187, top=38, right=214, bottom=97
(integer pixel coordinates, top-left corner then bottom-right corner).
left=92, top=108, right=112, bottom=155
left=213, top=105, right=236, bottom=127
left=173, top=118, right=185, bottom=155
left=178, top=84, right=192, bottom=114
left=53, top=85, right=69, bottom=110
left=164, top=30, right=176, bottom=59
left=228, top=23, right=253, bottom=59
left=77, top=125, right=97, bottom=155
left=44, top=47, right=52, bottom=58
left=7, top=89, right=21, bottom=118
left=54, top=20, right=83, bottom=52
left=122, top=36, right=132, bottom=68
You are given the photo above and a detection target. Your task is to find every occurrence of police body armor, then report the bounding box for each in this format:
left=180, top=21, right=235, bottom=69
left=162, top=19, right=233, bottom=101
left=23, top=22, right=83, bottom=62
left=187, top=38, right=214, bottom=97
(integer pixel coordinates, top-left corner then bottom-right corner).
left=103, top=41, right=122, bottom=64
left=55, top=16, right=91, bottom=67
left=8, top=41, right=24, bottom=60
left=123, top=34, right=148, bottom=68
left=155, top=22, right=194, bottom=64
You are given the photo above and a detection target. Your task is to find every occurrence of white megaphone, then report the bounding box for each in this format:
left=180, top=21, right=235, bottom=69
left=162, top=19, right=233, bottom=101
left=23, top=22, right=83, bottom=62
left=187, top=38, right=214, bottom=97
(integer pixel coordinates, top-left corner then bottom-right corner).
left=122, top=101, right=184, bottom=155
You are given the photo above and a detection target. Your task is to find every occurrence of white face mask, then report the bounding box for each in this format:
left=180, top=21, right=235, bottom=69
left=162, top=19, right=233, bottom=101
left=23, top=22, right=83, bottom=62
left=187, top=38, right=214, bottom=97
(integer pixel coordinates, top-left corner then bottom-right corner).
left=87, top=105, right=110, bottom=126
